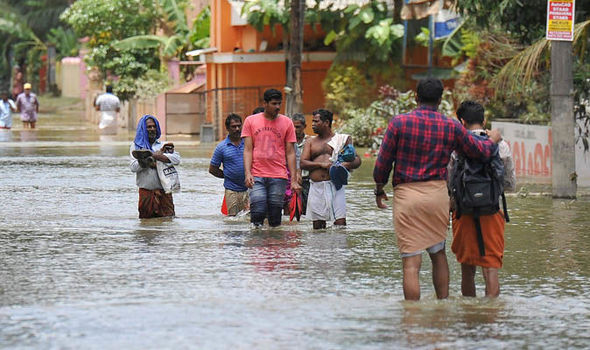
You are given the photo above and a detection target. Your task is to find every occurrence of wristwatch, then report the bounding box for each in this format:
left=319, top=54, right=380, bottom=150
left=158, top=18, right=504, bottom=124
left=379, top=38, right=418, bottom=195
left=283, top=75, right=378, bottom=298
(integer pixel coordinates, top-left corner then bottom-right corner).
left=374, top=189, right=385, bottom=196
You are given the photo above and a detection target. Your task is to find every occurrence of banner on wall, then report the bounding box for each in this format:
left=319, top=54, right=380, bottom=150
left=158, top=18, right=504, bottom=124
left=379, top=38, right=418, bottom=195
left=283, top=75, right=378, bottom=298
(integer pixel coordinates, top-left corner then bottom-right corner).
left=492, top=121, right=590, bottom=186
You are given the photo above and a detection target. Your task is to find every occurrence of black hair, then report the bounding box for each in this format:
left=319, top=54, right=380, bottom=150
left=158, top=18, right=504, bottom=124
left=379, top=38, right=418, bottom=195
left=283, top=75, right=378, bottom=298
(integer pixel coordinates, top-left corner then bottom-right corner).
left=263, top=88, right=282, bottom=102
left=106, top=85, right=113, bottom=93
left=416, top=78, right=443, bottom=104
left=291, top=113, right=306, bottom=125
left=252, top=107, right=265, bottom=114
left=312, top=108, right=333, bottom=127
left=225, top=113, right=242, bottom=128
left=456, top=101, right=485, bottom=126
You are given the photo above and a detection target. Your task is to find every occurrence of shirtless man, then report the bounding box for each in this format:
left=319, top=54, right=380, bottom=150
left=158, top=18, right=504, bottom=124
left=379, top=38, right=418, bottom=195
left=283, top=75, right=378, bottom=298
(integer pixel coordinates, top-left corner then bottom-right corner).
left=300, top=108, right=361, bottom=229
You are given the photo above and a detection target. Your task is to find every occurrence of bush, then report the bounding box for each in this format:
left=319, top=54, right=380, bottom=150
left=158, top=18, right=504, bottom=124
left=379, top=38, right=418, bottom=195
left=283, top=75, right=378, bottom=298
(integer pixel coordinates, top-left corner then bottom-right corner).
left=337, top=85, right=454, bottom=152
left=322, top=64, right=372, bottom=116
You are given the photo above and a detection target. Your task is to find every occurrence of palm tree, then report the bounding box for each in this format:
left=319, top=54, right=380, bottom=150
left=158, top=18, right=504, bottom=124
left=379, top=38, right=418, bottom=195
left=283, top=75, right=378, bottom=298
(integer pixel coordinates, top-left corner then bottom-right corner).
left=493, top=20, right=590, bottom=92
left=0, top=0, right=71, bottom=89
left=493, top=20, right=590, bottom=153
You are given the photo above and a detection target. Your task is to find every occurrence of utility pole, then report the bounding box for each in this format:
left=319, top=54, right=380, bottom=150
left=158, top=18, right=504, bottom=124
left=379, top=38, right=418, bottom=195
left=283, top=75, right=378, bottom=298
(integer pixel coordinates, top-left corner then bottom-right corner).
left=286, top=0, right=305, bottom=116
left=547, top=0, right=577, bottom=198
left=550, top=41, right=577, bottom=198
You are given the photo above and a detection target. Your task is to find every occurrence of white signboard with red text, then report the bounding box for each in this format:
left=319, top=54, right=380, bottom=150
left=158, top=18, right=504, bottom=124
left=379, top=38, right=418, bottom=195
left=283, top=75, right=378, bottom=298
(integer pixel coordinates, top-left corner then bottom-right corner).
left=546, top=0, right=576, bottom=41
left=492, top=122, right=590, bottom=186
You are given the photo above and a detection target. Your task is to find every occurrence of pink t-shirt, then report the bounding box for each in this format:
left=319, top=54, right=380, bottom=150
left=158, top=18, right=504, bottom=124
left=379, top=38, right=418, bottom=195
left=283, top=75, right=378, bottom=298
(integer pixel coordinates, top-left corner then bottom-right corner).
left=241, top=113, right=296, bottom=179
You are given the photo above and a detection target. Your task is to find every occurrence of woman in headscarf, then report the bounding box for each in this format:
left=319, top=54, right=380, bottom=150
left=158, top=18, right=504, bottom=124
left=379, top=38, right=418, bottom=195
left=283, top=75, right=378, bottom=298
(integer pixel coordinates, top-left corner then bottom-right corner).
left=129, top=115, right=180, bottom=218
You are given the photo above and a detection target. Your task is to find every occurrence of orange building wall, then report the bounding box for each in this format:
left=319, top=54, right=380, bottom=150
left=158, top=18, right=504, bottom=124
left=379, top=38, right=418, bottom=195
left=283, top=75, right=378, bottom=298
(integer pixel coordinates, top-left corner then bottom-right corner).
left=207, top=0, right=334, bottom=139
left=211, top=0, right=240, bottom=53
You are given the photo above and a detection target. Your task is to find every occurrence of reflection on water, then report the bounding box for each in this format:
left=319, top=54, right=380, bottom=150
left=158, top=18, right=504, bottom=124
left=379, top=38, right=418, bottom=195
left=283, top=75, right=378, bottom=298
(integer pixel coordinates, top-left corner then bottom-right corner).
left=1, top=116, right=590, bottom=348
left=0, top=129, right=11, bottom=142
left=19, top=129, right=38, bottom=142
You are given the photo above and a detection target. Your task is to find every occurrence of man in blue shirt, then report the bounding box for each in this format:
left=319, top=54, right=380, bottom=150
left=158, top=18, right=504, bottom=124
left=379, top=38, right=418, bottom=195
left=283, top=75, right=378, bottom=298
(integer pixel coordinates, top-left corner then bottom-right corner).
left=209, top=113, right=249, bottom=216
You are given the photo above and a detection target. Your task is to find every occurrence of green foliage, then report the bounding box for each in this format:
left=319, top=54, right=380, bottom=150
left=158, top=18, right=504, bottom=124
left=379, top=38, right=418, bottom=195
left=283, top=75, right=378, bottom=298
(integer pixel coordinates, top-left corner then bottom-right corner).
left=117, top=69, right=170, bottom=101
left=62, top=0, right=157, bottom=43
left=337, top=86, right=454, bottom=148
left=450, top=30, right=553, bottom=123
left=0, top=1, right=50, bottom=88
left=322, top=64, right=372, bottom=116
left=242, top=0, right=288, bottom=33
left=454, top=0, right=590, bottom=44
left=243, top=1, right=403, bottom=64
left=62, top=0, right=211, bottom=100
left=47, top=27, right=80, bottom=59
left=158, top=0, right=189, bottom=36
left=62, top=0, right=172, bottom=100
left=88, top=46, right=159, bottom=101
left=324, top=2, right=404, bottom=64
left=190, top=6, right=211, bottom=49
left=453, top=0, right=546, bottom=44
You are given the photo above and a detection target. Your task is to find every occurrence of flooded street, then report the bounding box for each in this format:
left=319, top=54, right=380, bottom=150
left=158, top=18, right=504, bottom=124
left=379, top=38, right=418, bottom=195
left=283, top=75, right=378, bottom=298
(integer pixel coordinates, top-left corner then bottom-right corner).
left=1, top=98, right=590, bottom=349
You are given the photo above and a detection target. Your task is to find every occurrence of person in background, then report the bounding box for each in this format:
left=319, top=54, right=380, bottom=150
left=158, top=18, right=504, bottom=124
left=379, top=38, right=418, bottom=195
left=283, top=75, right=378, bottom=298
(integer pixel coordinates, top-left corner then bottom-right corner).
left=130, top=115, right=180, bottom=219
left=0, top=91, right=17, bottom=129
left=242, top=89, right=300, bottom=227
left=16, top=83, right=39, bottom=129
left=11, top=65, right=23, bottom=100
left=292, top=113, right=310, bottom=215
left=209, top=113, right=249, bottom=216
left=449, top=101, right=516, bottom=298
left=94, top=85, right=121, bottom=135
left=301, top=108, right=361, bottom=229
left=373, top=78, right=502, bottom=301
left=252, top=106, right=265, bottom=115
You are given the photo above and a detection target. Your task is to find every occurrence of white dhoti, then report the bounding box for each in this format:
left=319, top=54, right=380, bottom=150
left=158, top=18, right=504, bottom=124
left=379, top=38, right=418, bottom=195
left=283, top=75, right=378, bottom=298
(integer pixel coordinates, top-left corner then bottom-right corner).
left=99, top=111, right=117, bottom=134
left=307, top=180, right=346, bottom=221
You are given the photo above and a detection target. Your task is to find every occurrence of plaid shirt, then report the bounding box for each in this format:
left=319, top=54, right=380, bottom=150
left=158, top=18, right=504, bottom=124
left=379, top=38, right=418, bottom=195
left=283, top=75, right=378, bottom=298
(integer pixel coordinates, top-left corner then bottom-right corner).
left=373, top=106, right=498, bottom=187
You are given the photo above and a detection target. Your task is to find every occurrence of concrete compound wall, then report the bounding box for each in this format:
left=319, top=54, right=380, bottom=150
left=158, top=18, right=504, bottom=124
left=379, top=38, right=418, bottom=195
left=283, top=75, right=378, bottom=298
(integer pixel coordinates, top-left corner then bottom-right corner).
left=60, top=57, right=83, bottom=98
left=492, top=121, right=590, bottom=187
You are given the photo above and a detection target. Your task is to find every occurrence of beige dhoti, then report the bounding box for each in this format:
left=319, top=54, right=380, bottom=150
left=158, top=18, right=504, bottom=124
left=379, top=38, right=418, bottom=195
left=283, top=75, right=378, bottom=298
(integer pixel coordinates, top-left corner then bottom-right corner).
left=393, top=180, right=450, bottom=254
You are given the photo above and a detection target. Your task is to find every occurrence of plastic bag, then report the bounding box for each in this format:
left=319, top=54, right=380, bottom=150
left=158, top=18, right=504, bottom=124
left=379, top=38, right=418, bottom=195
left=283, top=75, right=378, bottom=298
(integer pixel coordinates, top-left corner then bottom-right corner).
left=156, top=161, right=180, bottom=193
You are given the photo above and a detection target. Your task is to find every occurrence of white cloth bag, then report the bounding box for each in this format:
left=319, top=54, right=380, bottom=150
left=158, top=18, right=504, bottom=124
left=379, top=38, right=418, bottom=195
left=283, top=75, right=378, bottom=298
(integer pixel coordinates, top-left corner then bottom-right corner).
left=156, top=161, right=180, bottom=193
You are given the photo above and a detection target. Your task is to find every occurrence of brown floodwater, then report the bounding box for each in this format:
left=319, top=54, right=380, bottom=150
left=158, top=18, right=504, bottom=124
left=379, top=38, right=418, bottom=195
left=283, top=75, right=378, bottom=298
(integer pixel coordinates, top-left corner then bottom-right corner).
left=1, top=100, right=589, bottom=348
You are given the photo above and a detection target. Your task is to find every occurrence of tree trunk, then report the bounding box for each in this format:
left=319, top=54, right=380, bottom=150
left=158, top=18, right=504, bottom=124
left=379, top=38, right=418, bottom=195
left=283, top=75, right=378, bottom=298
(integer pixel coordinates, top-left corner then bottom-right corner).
left=550, top=41, right=577, bottom=198
left=286, top=0, right=304, bottom=116
left=393, top=0, right=403, bottom=23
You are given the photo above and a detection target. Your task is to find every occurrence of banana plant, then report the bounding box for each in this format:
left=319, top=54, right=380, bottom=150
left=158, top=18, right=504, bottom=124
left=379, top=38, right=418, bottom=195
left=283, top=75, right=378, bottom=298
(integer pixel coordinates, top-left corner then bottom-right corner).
left=113, top=1, right=209, bottom=60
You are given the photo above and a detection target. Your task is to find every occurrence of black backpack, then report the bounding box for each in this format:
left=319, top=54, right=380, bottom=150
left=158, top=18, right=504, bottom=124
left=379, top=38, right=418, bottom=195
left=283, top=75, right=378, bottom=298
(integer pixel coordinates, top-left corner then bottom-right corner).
left=450, top=134, right=509, bottom=256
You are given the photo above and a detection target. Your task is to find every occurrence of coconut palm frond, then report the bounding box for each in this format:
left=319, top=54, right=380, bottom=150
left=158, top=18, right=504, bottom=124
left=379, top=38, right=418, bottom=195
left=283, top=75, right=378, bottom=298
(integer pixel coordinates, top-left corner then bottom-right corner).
left=573, top=19, right=590, bottom=60
left=493, top=38, right=549, bottom=92
left=494, top=19, right=590, bottom=92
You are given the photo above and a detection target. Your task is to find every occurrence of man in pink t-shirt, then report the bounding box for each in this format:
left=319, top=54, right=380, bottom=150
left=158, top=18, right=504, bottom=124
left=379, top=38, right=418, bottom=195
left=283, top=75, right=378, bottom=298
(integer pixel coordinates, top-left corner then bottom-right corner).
left=242, top=88, right=300, bottom=227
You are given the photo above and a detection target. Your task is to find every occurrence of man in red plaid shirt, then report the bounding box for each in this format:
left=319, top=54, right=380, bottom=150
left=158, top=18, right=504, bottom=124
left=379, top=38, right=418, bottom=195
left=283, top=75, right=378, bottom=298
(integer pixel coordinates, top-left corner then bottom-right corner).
left=372, top=78, right=502, bottom=301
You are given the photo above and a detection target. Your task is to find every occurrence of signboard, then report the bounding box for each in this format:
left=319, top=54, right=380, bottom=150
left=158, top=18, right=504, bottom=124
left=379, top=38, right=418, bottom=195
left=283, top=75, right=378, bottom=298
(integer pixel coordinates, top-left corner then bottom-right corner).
left=492, top=121, right=590, bottom=186
left=546, top=0, right=576, bottom=41
left=434, top=9, right=461, bottom=39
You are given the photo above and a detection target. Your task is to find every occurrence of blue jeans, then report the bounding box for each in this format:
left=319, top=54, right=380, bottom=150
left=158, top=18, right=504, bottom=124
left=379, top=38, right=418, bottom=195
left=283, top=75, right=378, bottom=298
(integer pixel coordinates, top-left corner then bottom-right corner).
left=249, top=176, right=287, bottom=227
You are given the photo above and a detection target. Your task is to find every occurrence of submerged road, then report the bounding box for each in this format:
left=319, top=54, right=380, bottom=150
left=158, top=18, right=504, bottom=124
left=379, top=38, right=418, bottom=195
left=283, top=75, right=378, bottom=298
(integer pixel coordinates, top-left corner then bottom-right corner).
left=1, top=97, right=589, bottom=348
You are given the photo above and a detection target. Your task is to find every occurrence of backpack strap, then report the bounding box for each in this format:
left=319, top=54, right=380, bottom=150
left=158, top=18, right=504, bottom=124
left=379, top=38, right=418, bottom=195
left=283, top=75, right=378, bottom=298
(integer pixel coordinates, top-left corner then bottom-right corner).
left=472, top=208, right=486, bottom=257
left=501, top=192, right=509, bottom=222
